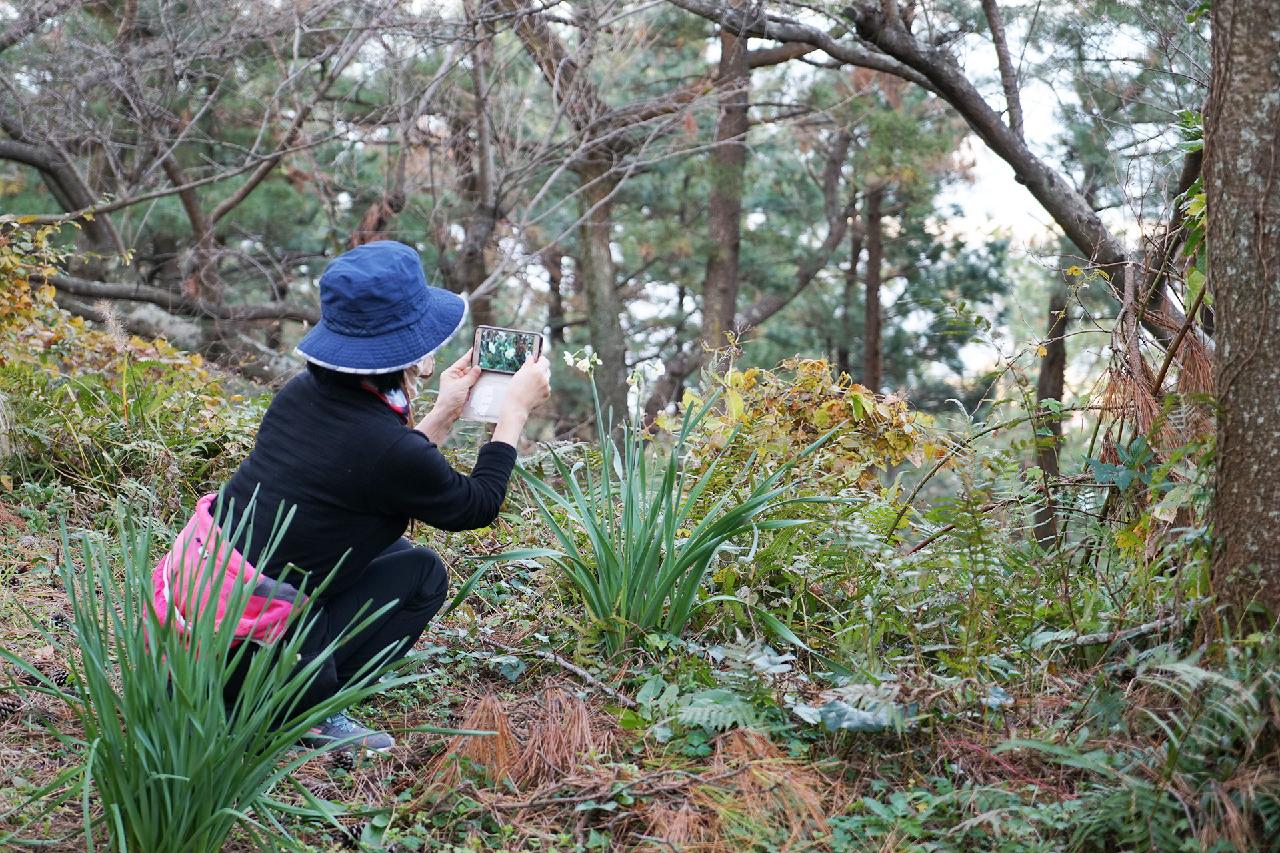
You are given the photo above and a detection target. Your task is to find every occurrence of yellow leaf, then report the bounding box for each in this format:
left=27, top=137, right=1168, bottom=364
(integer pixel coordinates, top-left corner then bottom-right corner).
left=1036, top=344, right=1048, bottom=357
left=726, top=388, right=745, bottom=421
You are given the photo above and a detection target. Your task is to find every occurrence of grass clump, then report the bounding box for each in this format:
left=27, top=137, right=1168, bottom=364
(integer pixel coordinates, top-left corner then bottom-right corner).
left=514, top=380, right=837, bottom=656
left=0, top=499, right=417, bottom=852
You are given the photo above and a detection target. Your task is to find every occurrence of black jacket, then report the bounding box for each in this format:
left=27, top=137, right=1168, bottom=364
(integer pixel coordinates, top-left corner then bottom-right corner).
left=219, top=365, right=516, bottom=591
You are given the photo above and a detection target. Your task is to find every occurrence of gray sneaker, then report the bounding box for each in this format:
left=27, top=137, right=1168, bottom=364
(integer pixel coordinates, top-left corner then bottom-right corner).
left=301, top=713, right=395, bottom=754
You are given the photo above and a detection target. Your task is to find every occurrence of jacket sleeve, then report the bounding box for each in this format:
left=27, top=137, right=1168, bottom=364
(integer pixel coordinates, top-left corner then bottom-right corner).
left=367, top=432, right=517, bottom=531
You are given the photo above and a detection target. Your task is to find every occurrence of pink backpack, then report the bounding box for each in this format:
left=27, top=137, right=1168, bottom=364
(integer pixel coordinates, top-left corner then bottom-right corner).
left=150, top=493, right=301, bottom=644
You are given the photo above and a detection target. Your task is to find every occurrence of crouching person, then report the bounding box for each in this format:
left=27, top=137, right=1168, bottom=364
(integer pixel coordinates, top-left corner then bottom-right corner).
left=152, top=240, right=550, bottom=752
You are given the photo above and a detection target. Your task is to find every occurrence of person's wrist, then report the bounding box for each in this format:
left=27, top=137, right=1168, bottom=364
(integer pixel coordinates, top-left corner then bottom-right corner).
left=417, top=407, right=454, bottom=443
left=498, top=401, right=529, bottom=424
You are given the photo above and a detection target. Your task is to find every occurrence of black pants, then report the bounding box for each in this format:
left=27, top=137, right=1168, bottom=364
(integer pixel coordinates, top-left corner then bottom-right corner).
left=225, top=538, right=449, bottom=714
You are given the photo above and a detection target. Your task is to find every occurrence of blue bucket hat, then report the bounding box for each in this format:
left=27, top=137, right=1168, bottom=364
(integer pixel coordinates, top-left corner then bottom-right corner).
left=296, top=241, right=467, bottom=374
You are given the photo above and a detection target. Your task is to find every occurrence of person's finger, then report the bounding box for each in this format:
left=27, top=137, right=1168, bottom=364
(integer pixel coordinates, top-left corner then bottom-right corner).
left=447, top=349, right=473, bottom=373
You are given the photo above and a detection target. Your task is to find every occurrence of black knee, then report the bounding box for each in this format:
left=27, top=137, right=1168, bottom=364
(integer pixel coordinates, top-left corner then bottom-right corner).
left=411, top=546, right=449, bottom=607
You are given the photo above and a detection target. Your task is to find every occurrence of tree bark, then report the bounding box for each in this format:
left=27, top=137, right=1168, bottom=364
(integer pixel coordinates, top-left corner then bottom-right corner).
left=577, top=160, right=629, bottom=425
left=862, top=185, right=884, bottom=391
left=980, top=0, right=1022, bottom=139
left=1033, top=286, right=1068, bottom=544
left=543, top=245, right=567, bottom=348
left=837, top=219, right=864, bottom=377
left=700, top=20, right=750, bottom=358
left=1205, top=0, right=1280, bottom=619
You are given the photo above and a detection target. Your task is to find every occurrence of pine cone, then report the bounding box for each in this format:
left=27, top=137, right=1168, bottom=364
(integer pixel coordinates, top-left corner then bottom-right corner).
left=19, top=665, right=71, bottom=688
left=330, top=750, right=356, bottom=771
left=0, top=692, right=21, bottom=719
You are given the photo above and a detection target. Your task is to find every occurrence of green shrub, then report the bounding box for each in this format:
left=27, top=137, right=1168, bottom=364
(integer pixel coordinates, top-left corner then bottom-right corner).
left=1, top=359, right=261, bottom=517
left=830, top=778, right=1078, bottom=851
left=512, top=378, right=837, bottom=655
left=0, top=231, right=260, bottom=516
left=664, top=358, right=930, bottom=487
left=0, top=500, right=420, bottom=851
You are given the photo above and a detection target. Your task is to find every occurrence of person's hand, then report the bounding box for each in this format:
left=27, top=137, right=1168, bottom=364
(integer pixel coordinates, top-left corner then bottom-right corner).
left=492, top=354, right=550, bottom=448
left=434, top=349, right=482, bottom=418
left=416, top=349, right=480, bottom=443
left=501, top=354, right=552, bottom=418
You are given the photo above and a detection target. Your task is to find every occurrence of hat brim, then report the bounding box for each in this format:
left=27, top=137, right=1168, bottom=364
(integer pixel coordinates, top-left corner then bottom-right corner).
left=296, top=286, right=467, bottom=374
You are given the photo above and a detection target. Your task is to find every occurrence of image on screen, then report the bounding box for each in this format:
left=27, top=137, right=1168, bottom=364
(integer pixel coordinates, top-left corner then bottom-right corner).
left=476, top=328, right=538, bottom=374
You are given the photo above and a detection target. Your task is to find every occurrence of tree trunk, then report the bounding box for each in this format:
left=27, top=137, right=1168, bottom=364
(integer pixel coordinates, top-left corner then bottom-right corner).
left=863, top=186, right=884, bottom=391
left=837, top=221, right=863, bottom=377
left=1033, top=286, right=1068, bottom=544
left=462, top=4, right=498, bottom=330
left=435, top=2, right=499, bottom=330
left=1205, top=0, right=1280, bottom=619
left=700, top=21, right=750, bottom=358
left=576, top=160, right=629, bottom=425
left=543, top=245, right=567, bottom=348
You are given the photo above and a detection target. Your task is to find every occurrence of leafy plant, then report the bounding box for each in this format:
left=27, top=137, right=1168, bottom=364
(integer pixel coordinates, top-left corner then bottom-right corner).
left=0, top=499, right=426, bottom=852
left=675, top=688, right=762, bottom=733
left=830, top=777, right=1078, bottom=852
left=662, top=358, right=931, bottom=491
left=1, top=244, right=261, bottom=518
left=1003, top=643, right=1280, bottom=851
left=511, top=375, right=837, bottom=655
left=3, top=362, right=262, bottom=517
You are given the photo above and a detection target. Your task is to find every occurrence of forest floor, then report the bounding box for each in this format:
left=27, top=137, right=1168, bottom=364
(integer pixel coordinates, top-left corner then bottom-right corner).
left=0, top=489, right=1137, bottom=851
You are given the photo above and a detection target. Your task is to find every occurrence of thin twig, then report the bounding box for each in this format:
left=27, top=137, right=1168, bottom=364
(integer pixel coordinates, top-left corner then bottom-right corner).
left=1047, top=601, right=1205, bottom=649
left=469, top=635, right=638, bottom=708
left=1151, top=285, right=1208, bottom=395
left=888, top=405, right=1106, bottom=535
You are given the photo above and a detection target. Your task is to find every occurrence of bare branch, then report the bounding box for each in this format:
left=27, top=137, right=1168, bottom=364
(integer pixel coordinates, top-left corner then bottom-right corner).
left=0, top=0, right=85, bottom=55
left=980, top=0, right=1023, bottom=139
left=0, top=137, right=334, bottom=227
left=160, top=156, right=212, bottom=241
left=0, top=122, right=125, bottom=255
left=208, top=2, right=392, bottom=225
left=664, top=0, right=935, bottom=91
left=45, top=273, right=319, bottom=324
left=746, top=42, right=814, bottom=67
